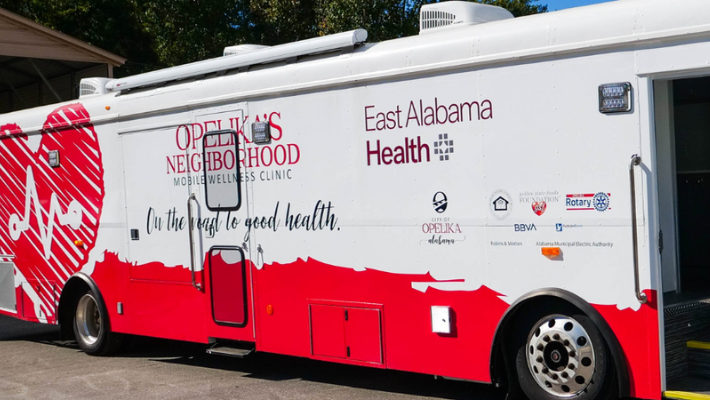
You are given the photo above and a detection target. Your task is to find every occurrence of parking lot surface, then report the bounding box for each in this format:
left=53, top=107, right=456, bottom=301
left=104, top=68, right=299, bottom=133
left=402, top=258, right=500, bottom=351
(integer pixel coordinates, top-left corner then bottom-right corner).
left=0, top=315, right=501, bottom=400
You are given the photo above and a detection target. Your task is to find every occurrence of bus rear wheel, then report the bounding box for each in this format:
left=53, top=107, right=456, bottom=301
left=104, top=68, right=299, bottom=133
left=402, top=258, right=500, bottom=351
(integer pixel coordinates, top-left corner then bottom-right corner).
left=515, top=314, right=617, bottom=400
left=73, top=289, right=122, bottom=356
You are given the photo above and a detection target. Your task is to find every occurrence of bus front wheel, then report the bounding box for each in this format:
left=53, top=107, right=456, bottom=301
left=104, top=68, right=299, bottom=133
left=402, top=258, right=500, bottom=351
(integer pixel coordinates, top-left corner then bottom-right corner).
left=515, top=314, right=617, bottom=400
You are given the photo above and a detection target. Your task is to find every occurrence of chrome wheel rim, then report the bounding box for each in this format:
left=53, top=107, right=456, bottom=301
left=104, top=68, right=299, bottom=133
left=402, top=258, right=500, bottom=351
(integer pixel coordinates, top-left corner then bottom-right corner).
left=75, top=294, right=101, bottom=346
left=526, top=316, right=595, bottom=397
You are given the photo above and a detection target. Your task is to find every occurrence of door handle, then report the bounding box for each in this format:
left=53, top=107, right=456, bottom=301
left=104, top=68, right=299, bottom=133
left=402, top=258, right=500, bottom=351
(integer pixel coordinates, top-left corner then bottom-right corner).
left=629, top=155, right=647, bottom=304
left=187, top=193, right=202, bottom=291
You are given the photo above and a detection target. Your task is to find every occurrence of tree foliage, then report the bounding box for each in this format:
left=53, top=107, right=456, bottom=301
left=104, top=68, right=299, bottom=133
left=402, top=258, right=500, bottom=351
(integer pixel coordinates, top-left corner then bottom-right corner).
left=0, top=0, right=546, bottom=76
left=243, top=0, right=546, bottom=44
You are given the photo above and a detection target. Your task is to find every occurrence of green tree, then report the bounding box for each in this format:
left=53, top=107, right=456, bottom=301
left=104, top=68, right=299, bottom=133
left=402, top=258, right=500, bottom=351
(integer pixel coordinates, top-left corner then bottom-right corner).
left=0, top=0, right=547, bottom=76
left=140, top=0, right=243, bottom=67
left=480, top=0, right=547, bottom=17
left=245, top=0, right=547, bottom=43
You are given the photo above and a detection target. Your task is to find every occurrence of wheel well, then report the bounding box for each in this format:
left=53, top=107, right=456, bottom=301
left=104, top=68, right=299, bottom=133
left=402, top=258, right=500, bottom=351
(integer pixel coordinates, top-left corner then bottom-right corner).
left=57, top=273, right=100, bottom=341
left=489, top=289, right=630, bottom=398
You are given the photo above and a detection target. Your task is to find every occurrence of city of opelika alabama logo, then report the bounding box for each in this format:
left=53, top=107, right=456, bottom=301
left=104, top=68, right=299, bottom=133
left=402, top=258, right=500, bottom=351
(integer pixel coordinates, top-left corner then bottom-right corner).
left=433, top=191, right=448, bottom=213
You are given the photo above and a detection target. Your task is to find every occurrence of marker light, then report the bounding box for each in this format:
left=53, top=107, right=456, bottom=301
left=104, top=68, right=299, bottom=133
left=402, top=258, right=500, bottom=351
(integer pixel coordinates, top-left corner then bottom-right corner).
left=48, top=150, right=60, bottom=168
left=266, top=304, right=274, bottom=315
left=599, top=82, right=632, bottom=113
left=252, top=122, right=271, bottom=144
left=74, top=240, right=84, bottom=248
left=541, top=247, right=561, bottom=258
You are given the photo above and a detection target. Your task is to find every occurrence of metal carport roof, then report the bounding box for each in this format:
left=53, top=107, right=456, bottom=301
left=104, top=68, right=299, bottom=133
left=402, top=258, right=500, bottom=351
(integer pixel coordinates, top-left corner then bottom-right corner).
left=0, top=7, right=125, bottom=113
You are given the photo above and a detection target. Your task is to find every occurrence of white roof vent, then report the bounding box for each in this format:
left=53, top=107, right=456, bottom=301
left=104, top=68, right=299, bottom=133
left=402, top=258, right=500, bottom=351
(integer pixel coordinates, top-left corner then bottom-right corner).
left=79, top=77, right=113, bottom=98
left=223, top=44, right=270, bottom=57
left=419, top=1, right=514, bottom=35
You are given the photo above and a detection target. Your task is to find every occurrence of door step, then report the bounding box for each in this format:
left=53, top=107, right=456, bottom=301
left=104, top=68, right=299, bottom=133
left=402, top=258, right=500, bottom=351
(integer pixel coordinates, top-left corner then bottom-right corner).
left=206, top=344, right=255, bottom=358
left=664, top=299, right=710, bottom=382
left=688, top=341, right=710, bottom=379
left=665, top=391, right=710, bottom=400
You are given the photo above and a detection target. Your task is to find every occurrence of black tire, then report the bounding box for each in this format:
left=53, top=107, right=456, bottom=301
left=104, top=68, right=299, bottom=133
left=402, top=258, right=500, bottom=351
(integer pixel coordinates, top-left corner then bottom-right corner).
left=73, top=288, right=123, bottom=356
left=515, top=314, right=617, bottom=400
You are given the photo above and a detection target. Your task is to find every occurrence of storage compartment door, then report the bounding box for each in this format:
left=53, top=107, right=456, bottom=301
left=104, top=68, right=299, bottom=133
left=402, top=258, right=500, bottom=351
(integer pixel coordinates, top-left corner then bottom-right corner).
left=310, top=304, right=346, bottom=358
left=21, top=279, right=57, bottom=323
left=345, top=308, right=383, bottom=364
left=0, top=259, right=15, bottom=313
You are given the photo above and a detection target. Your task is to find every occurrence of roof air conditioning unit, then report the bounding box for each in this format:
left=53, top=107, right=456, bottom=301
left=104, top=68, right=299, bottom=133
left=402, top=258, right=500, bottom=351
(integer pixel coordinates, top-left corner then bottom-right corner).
left=419, top=1, right=514, bottom=35
left=79, top=77, right=113, bottom=98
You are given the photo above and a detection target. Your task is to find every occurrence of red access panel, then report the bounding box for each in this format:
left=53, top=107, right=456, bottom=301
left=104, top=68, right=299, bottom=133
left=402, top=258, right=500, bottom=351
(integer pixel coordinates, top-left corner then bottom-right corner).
left=310, top=304, right=346, bottom=359
left=344, top=307, right=382, bottom=364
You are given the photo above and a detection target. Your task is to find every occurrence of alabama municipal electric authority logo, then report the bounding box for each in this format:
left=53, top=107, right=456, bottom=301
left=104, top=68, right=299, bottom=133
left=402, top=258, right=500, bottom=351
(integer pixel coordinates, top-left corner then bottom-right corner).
left=593, top=192, right=610, bottom=212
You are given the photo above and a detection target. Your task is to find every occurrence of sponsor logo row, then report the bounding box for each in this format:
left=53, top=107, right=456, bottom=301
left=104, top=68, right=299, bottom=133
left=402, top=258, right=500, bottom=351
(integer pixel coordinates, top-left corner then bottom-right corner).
left=489, top=190, right=611, bottom=219
left=421, top=190, right=614, bottom=246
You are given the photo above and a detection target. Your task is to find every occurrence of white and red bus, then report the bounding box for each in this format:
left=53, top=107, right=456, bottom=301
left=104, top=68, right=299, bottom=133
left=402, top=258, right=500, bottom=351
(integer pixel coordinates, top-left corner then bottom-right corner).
left=2, top=1, right=710, bottom=399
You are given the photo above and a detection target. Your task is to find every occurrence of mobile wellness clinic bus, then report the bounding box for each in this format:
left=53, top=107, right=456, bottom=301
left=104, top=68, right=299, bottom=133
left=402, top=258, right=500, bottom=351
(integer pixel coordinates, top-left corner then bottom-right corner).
left=2, top=1, right=710, bottom=399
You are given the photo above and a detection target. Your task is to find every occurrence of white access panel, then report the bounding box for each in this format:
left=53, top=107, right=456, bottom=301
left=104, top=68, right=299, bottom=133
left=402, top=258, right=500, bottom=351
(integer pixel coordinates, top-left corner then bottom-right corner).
left=431, top=306, right=451, bottom=334
left=0, top=260, right=16, bottom=312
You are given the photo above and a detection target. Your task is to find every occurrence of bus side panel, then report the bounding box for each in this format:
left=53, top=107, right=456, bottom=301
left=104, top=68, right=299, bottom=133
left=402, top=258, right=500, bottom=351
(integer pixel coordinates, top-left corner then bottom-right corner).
left=255, top=258, right=510, bottom=380
left=594, top=292, right=662, bottom=400
left=240, top=50, right=661, bottom=395
left=0, top=103, right=104, bottom=325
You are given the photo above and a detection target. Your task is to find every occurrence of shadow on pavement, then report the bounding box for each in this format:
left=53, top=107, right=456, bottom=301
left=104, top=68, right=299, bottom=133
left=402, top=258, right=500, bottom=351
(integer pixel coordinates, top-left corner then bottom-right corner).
left=0, top=314, right=60, bottom=341
left=1, top=314, right=503, bottom=400
left=122, top=334, right=503, bottom=400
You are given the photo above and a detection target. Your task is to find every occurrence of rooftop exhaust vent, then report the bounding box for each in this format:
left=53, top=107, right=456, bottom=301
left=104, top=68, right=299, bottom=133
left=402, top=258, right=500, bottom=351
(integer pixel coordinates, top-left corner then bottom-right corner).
left=78, top=77, right=113, bottom=98
left=419, top=1, right=513, bottom=35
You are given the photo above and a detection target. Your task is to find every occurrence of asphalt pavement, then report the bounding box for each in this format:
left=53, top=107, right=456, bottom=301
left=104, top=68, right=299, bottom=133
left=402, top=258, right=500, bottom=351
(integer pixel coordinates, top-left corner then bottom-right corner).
left=0, top=315, right=502, bottom=400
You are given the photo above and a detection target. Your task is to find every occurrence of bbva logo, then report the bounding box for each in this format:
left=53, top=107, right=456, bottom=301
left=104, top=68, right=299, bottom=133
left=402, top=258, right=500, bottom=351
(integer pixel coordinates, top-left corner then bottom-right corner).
left=514, top=224, right=537, bottom=232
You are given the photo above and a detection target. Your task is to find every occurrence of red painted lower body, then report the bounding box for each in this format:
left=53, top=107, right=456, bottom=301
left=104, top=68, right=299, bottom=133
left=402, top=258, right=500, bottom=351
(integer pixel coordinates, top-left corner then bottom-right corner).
left=7, top=252, right=662, bottom=399
left=593, top=290, right=662, bottom=400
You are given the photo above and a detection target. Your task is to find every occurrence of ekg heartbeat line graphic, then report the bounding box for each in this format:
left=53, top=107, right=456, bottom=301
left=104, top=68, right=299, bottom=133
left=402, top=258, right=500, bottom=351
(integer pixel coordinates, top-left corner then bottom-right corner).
left=8, top=166, right=83, bottom=260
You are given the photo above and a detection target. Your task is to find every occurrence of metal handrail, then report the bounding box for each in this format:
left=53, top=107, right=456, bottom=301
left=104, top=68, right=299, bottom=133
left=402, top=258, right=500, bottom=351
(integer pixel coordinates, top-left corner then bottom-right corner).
left=187, top=193, right=201, bottom=290
left=629, top=155, right=647, bottom=304
left=0, top=254, right=15, bottom=259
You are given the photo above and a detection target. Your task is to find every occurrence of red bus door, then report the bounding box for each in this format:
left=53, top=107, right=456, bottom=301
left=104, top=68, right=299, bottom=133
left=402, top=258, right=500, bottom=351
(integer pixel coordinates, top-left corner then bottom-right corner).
left=195, top=124, right=254, bottom=342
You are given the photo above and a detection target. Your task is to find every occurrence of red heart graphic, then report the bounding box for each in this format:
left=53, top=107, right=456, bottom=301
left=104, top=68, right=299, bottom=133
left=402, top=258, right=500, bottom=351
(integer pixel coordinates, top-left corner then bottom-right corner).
left=0, top=104, right=104, bottom=320
left=532, top=201, right=546, bottom=216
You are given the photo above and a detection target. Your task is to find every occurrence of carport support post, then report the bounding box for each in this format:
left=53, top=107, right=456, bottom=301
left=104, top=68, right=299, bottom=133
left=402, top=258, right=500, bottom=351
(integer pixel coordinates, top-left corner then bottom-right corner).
left=70, top=72, right=76, bottom=99
left=0, top=70, right=28, bottom=109
left=29, top=59, right=62, bottom=103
